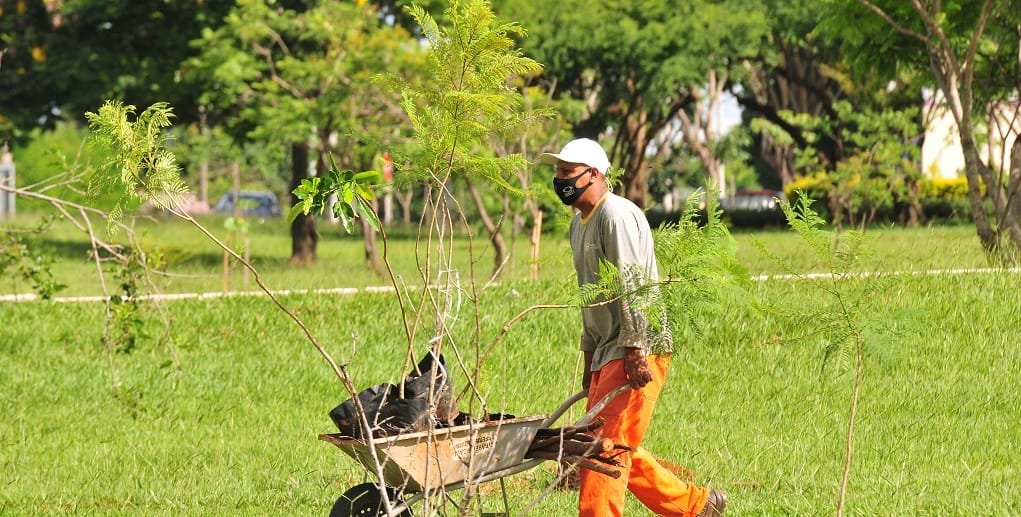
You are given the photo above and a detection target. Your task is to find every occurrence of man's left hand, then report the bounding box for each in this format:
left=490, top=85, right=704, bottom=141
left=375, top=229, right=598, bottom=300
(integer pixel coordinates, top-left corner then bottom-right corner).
left=623, top=348, right=652, bottom=389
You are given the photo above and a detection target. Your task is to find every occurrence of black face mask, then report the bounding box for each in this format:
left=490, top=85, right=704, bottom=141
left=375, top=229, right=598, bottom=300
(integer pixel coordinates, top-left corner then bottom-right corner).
left=552, top=169, right=593, bottom=205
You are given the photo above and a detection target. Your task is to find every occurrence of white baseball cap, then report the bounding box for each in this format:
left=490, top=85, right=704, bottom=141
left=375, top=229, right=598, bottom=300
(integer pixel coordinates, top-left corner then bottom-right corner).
left=540, top=138, right=611, bottom=173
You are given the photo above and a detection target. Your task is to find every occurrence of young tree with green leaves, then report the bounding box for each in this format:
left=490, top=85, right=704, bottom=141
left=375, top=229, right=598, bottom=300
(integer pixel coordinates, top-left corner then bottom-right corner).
left=755, top=194, right=890, bottom=517
left=381, top=0, right=546, bottom=347
left=489, top=82, right=580, bottom=280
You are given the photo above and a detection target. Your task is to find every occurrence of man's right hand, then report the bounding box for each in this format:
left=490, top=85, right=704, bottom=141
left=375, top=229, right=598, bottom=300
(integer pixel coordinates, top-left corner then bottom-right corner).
left=623, top=347, right=652, bottom=389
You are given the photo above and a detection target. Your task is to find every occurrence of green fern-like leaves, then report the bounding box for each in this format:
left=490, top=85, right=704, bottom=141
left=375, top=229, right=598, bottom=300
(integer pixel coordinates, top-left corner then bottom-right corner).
left=780, top=193, right=865, bottom=275
left=86, top=101, right=190, bottom=232
left=652, top=190, right=754, bottom=343
left=392, top=0, right=546, bottom=189
left=763, top=191, right=895, bottom=371
left=583, top=189, right=755, bottom=346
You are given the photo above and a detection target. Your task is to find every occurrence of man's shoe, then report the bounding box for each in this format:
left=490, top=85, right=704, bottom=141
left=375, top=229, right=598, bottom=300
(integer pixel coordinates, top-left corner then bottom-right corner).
left=697, top=490, right=727, bottom=517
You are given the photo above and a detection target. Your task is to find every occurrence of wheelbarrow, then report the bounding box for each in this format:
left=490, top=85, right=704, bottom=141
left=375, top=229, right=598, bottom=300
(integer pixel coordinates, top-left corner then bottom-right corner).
left=319, top=385, right=630, bottom=517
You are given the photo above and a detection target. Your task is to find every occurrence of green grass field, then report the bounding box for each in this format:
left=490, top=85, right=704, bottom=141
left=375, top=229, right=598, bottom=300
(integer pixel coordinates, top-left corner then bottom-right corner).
left=2, top=218, right=1019, bottom=515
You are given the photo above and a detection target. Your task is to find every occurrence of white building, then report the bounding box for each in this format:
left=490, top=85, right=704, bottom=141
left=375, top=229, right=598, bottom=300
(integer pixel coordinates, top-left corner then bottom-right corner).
left=922, top=91, right=1020, bottom=179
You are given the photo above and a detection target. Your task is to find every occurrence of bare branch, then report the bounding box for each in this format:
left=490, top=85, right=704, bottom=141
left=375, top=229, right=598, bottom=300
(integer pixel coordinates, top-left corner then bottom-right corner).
left=908, top=0, right=960, bottom=74
left=0, top=184, right=129, bottom=261
left=252, top=43, right=307, bottom=99
left=263, top=25, right=292, bottom=58
left=857, top=0, right=928, bottom=43
left=962, top=0, right=997, bottom=84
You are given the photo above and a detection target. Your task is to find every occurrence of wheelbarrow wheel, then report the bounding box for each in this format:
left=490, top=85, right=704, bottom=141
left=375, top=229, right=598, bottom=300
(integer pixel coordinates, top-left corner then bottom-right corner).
left=330, top=482, right=412, bottom=517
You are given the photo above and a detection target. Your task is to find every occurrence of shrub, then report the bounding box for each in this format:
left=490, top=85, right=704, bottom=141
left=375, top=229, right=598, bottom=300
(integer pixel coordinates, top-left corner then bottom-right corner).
left=918, top=176, right=972, bottom=223
left=783, top=173, right=973, bottom=226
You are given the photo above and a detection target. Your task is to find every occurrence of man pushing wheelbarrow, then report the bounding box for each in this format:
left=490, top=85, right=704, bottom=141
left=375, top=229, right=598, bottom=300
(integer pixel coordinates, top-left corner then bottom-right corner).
left=542, top=138, right=728, bottom=517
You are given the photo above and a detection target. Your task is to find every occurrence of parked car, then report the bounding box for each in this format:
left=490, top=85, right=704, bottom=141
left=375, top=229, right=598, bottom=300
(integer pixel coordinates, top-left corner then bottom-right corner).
left=213, top=191, right=282, bottom=218
left=720, top=189, right=786, bottom=227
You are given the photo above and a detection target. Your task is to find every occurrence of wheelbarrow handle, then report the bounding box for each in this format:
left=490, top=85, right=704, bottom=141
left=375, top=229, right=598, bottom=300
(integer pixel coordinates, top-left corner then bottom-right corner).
left=541, top=390, right=587, bottom=427
left=540, top=384, right=631, bottom=428
left=576, top=385, right=630, bottom=426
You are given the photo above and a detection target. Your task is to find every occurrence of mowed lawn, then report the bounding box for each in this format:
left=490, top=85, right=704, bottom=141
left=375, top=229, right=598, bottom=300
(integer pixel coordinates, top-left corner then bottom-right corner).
left=1, top=221, right=1019, bottom=515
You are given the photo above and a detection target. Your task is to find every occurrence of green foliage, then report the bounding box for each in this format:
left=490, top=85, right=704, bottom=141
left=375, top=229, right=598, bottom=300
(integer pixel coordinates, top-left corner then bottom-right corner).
left=85, top=101, right=190, bottom=229
left=223, top=216, right=250, bottom=235
left=187, top=0, right=420, bottom=170
left=776, top=193, right=865, bottom=276
left=918, top=176, right=973, bottom=222
left=107, top=250, right=156, bottom=355
left=653, top=190, right=754, bottom=341
left=581, top=189, right=754, bottom=344
left=290, top=155, right=382, bottom=234
left=818, top=0, right=1020, bottom=111
left=0, top=217, right=67, bottom=299
left=787, top=174, right=974, bottom=225
left=499, top=0, right=768, bottom=201
left=0, top=0, right=233, bottom=143
left=170, top=122, right=289, bottom=201
left=388, top=0, right=547, bottom=191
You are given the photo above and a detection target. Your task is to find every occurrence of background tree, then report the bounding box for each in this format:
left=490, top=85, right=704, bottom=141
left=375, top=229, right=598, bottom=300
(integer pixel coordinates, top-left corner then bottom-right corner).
left=0, top=0, right=232, bottom=144
left=187, top=0, right=421, bottom=266
left=731, top=0, right=926, bottom=194
left=732, top=0, right=849, bottom=189
left=496, top=0, right=767, bottom=207
left=822, top=0, right=1021, bottom=259
left=489, top=82, right=580, bottom=280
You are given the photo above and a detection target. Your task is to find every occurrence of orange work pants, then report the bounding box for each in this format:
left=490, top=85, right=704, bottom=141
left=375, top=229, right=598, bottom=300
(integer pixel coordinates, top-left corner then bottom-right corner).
left=579, top=354, right=709, bottom=517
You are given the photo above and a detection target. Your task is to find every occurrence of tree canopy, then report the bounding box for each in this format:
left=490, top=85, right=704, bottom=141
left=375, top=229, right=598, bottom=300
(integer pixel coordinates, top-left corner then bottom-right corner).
left=4, top=0, right=1021, bottom=258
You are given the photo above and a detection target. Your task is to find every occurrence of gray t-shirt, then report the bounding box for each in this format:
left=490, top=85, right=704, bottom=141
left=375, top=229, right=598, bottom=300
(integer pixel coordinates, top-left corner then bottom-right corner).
left=570, top=193, right=673, bottom=371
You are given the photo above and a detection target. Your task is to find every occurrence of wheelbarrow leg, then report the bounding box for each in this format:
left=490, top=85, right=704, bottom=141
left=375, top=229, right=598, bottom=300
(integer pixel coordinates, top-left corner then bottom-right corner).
left=499, top=477, right=511, bottom=515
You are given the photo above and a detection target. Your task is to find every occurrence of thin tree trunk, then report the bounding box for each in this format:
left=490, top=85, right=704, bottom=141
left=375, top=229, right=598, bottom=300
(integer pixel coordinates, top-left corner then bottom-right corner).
left=465, top=178, right=507, bottom=279
left=289, top=142, right=317, bottom=265
left=529, top=206, right=543, bottom=281
left=361, top=199, right=383, bottom=275
left=621, top=113, right=651, bottom=208
left=198, top=107, right=210, bottom=206
left=836, top=330, right=864, bottom=517
left=1005, top=136, right=1021, bottom=257
left=396, top=186, right=414, bottom=226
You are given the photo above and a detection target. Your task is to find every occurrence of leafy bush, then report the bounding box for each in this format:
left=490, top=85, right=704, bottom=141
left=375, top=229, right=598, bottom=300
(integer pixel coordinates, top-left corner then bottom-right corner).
left=784, top=173, right=973, bottom=226
left=918, top=177, right=972, bottom=223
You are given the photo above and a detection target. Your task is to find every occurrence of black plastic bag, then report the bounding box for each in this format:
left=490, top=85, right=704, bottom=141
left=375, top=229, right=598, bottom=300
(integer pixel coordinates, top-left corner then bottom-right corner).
left=329, top=351, right=457, bottom=438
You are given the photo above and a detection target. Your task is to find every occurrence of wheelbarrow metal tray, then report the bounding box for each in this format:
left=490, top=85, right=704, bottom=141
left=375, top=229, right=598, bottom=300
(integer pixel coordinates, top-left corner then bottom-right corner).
left=320, top=415, right=545, bottom=493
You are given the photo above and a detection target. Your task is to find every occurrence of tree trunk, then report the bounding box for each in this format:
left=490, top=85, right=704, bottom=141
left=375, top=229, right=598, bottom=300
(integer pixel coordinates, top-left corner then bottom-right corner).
left=621, top=133, right=650, bottom=208
left=903, top=178, right=923, bottom=227
left=396, top=186, right=414, bottom=226
left=678, top=72, right=728, bottom=196
left=529, top=206, right=543, bottom=281
left=911, top=1, right=1002, bottom=255
left=951, top=98, right=999, bottom=252
left=198, top=107, right=209, bottom=206
left=466, top=178, right=508, bottom=280
left=361, top=199, right=383, bottom=275
left=1005, top=136, right=1021, bottom=257
left=289, top=142, right=318, bottom=265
